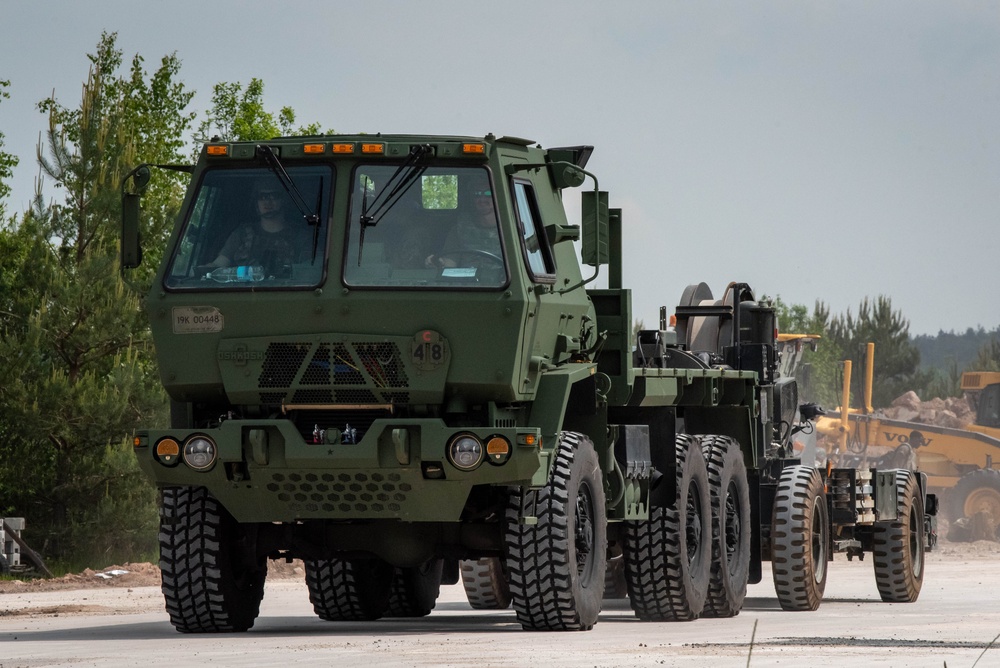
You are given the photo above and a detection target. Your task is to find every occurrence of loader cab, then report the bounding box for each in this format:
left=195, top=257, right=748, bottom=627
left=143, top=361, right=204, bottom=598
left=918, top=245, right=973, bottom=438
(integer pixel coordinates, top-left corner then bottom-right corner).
left=977, top=382, right=1000, bottom=429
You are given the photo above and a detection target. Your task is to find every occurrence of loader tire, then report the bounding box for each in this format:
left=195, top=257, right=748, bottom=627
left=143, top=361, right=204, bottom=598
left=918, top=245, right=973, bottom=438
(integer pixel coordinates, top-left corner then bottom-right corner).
left=159, top=487, right=266, bottom=633
left=874, top=470, right=925, bottom=602
left=461, top=557, right=511, bottom=610
left=505, top=432, right=607, bottom=631
left=623, top=433, right=711, bottom=621
left=700, top=435, right=751, bottom=618
left=949, top=468, right=1000, bottom=522
left=385, top=558, right=443, bottom=617
left=305, top=558, right=393, bottom=621
left=771, top=465, right=828, bottom=611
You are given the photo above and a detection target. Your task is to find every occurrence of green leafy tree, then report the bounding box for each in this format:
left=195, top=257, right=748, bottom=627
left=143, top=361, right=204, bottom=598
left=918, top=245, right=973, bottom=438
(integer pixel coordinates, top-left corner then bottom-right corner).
left=0, top=33, right=194, bottom=565
left=194, top=77, right=330, bottom=150
left=0, top=79, right=18, bottom=218
left=827, top=296, right=930, bottom=408
left=970, top=336, right=1000, bottom=373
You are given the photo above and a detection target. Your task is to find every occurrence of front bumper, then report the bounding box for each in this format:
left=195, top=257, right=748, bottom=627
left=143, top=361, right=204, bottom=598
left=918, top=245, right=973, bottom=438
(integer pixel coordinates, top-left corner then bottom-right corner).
left=134, top=417, right=550, bottom=523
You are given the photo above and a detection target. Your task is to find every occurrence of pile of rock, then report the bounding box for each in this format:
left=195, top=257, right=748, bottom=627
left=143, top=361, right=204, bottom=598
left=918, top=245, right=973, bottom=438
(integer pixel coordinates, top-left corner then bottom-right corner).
left=882, top=391, right=975, bottom=430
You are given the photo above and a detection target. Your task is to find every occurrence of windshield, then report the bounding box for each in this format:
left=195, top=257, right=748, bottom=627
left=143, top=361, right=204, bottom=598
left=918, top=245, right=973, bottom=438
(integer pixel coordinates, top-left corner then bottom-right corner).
left=343, top=165, right=507, bottom=289
left=165, top=166, right=331, bottom=289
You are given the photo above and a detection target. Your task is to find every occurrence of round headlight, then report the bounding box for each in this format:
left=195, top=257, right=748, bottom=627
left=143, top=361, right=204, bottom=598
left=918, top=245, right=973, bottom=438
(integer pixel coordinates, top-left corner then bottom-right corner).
left=183, top=435, right=217, bottom=471
left=447, top=433, right=485, bottom=471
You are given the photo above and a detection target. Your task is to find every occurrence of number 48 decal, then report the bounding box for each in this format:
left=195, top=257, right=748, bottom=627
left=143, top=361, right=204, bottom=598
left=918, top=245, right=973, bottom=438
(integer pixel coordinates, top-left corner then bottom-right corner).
left=411, top=330, right=448, bottom=371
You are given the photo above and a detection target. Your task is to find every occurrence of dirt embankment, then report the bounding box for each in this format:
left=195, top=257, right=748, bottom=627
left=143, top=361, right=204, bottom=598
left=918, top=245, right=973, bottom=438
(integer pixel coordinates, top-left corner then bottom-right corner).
left=0, top=558, right=305, bottom=594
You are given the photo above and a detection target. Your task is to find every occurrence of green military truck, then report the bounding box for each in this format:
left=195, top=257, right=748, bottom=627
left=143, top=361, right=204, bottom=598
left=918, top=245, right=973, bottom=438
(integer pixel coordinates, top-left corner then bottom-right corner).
left=121, top=133, right=933, bottom=633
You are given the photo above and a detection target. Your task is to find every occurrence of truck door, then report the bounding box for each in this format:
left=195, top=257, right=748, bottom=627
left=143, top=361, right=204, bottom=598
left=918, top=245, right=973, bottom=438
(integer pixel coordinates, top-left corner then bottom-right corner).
left=511, top=178, right=561, bottom=393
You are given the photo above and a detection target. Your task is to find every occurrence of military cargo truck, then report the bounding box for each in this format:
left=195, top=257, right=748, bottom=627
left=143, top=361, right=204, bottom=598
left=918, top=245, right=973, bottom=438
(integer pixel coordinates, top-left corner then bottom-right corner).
left=121, top=134, right=932, bottom=633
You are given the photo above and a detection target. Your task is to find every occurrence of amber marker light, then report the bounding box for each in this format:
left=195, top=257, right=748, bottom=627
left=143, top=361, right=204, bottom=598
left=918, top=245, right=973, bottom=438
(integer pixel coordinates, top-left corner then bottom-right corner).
left=486, top=436, right=511, bottom=465
left=462, top=143, right=486, bottom=154
left=303, top=144, right=326, bottom=154
left=206, top=145, right=228, bottom=156
left=361, top=143, right=384, bottom=154
left=332, top=143, right=355, bottom=154
left=155, top=438, right=181, bottom=466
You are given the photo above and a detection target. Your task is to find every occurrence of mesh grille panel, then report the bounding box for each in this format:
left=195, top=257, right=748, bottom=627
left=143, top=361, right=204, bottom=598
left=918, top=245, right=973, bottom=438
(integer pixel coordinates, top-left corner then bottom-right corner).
left=266, top=471, right=412, bottom=515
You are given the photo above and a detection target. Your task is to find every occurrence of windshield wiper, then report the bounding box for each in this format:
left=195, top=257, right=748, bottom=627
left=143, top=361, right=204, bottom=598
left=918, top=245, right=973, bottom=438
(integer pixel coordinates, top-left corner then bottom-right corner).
left=357, top=144, right=432, bottom=265
left=256, top=144, right=324, bottom=259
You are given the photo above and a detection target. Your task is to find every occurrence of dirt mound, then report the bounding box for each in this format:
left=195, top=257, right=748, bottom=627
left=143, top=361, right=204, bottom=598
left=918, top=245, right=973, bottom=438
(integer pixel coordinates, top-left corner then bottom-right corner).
left=0, top=558, right=306, bottom=594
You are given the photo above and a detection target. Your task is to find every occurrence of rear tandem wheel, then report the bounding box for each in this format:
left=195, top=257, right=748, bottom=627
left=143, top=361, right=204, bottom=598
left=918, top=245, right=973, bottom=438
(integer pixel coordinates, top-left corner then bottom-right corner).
left=623, top=433, right=712, bottom=621
left=700, top=435, right=751, bottom=618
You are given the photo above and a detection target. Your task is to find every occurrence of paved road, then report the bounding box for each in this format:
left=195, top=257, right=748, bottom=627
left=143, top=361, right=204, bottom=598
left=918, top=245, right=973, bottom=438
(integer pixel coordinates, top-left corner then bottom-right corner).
left=2, top=548, right=998, bottom=667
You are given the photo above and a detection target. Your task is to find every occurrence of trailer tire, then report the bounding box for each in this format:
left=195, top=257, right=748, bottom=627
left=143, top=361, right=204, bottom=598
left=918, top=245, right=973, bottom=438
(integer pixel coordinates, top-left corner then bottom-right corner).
left=505, top=431, right=607, bottom=631
left=700, top=435, right=751, bottom=618
left=771, top=466, right=828, bottom=611
left=305, top=558, right=393, bottom=621
left=873, top=469, right=925, bottom=602
left=159, top=487, right=266, bottom=633
left=461, top=557, right=512, bottom=609
left=385, top=558, right=444, bottom=617
left=623, top=433, right=711, bottom=621
left=949, top=468, right=1000, bottom=522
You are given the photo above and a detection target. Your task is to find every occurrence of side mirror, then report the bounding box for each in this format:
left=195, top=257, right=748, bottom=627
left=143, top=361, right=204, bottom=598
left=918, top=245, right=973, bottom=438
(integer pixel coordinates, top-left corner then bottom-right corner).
left=580, top=190, right=609, bottom=266
left=120, top=166, right=150, bottom=269
left=547, top=161, right=586, bottom=190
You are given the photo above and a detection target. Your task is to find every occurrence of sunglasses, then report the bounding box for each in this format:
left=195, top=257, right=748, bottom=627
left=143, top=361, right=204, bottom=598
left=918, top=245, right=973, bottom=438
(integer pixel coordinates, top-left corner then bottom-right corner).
left=474, top=190, right=492, bottom=197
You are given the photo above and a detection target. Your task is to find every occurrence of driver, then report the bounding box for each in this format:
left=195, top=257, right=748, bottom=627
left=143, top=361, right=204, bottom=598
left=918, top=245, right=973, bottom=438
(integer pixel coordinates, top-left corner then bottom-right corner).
left=425, top=186, right=501, bottom=268
left=202, top=178, right=311, bottom=276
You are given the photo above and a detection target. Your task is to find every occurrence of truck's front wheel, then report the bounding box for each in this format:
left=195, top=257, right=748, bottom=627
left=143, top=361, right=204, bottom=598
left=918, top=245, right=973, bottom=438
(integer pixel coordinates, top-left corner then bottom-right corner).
left=505, top=432, right=607, bottom=631
left=159, top=487, right=266, bottom=633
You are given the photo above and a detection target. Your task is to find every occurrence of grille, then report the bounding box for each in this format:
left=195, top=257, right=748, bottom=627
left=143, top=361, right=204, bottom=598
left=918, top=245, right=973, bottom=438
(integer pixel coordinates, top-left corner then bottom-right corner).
left=265, top=471, right=413, bottom=514
left=257, top=340, right=410, bottom=405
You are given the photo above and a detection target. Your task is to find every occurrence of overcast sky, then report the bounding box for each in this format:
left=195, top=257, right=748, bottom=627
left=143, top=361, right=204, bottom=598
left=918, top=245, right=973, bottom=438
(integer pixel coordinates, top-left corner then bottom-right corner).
left=1, top=1, right=997, bottom=336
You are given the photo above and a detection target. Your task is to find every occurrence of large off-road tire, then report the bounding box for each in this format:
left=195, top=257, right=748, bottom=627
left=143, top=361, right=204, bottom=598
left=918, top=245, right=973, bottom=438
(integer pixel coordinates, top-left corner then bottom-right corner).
left=505, top=431, right=607, bottom=631
left=159, top=487, right=266, bottom=633
left=304, top=558, right=393, bottom=621
left=700, top=435, right=751, bottom=618
left=623, top=433, right=711, bottom=621
left=873, top=469, right=925, bottom=602
left=771, top=466, right=829, bottom=611
left=603, top=555, right=629, bottom=600
left=948, top=468, right=1000, bottom=522
left=385, top=558, right=443, bottom=617
left=461, top=557, right=512, bottom=610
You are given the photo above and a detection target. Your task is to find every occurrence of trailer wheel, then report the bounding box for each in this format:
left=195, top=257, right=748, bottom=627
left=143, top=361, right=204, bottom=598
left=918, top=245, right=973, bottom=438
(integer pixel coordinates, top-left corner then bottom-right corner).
left=700, top=435, right=751, bottom=618
left=949, top=468, right=1000, bottom=522
left=623, top=433, right=711, bottom=621
left=771, top=466, right=828, bottom=611
left=159, top=487, right=266, bottom=633
left=385, top=558, right=444, bottom=617
left=461, top=557, right=511, bottom=609
left=305, top=558, right=393, bottom=621
left=505, top=431, right=607, bottom=631
left=873, top=469, right=925, bottom=602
